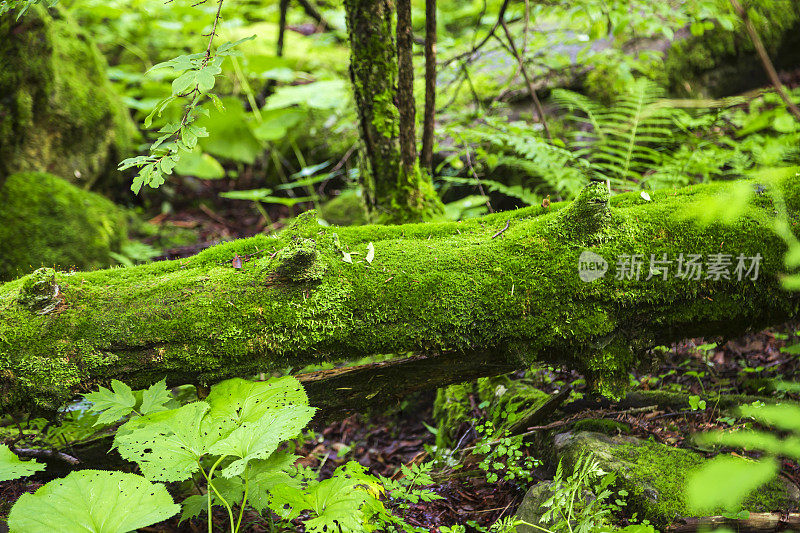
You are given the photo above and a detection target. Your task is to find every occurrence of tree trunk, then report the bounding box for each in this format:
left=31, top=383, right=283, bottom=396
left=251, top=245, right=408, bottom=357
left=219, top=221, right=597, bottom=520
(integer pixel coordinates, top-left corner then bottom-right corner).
left=420, top=0, right=437, bottom=174
left=343, top=0, right=443, bottom=224
left=0, top=180, right=798, bottom=416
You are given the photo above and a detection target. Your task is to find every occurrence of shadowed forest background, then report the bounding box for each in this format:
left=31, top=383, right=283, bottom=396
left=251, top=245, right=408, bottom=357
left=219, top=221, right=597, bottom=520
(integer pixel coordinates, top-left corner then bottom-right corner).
left=1, top=0, right=800, bottom=531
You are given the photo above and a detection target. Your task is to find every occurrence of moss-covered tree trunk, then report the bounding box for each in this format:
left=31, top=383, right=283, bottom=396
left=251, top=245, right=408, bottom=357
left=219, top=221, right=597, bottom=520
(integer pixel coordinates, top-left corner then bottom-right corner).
left=0, top=180, right=798, bottom=416
left=343, top=0, right=443, bottom=224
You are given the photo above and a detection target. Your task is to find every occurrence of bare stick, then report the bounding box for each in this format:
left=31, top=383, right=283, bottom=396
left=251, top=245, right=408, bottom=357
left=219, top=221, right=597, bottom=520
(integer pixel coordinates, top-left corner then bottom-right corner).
left=498, top=18, right=552, bottom=140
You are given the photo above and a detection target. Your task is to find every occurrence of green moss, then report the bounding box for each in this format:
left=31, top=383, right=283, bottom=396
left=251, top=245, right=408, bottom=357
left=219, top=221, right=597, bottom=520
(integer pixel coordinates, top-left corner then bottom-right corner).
left=18, top=268, right=60, bottom=314
left=0, top=172, right=129, bottom=281
left=663, top=0, right=800, bottom=97
left=0, top=5, right=136, bottom=191
left=571, top=418, right=630, bottom=435
left=0, top=179, right=797, bottom=412
left=433, top=374, right=549, bottom=448
left=557, top=431, right=797, bottom=527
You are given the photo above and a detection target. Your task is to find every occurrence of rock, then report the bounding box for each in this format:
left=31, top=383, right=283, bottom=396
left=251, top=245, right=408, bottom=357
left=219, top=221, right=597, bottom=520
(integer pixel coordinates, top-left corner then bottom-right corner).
left=0, top=5, right=136, bottom=192
left=432, top=374, right=550, bottom=449
left=551, top=431, right=799, bottom=528
left=0, top=172, right=129, bottom=280
left=514, top=482, right=557, bottom=532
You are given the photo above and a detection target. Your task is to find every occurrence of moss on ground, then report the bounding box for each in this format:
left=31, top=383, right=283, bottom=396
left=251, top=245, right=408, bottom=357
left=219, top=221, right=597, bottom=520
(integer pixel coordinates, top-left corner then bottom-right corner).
left=556, top=431, right=797, bottom=527
left=0, top=172, right=129, bottom=281
left=0, top=179, right=798, bottom=412
left=0, top=5, right=135, bottom=192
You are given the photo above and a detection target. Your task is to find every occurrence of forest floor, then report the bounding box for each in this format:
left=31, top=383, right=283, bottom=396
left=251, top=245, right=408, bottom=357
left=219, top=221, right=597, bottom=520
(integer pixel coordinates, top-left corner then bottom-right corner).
left=2, top=322, right=798, bottom=532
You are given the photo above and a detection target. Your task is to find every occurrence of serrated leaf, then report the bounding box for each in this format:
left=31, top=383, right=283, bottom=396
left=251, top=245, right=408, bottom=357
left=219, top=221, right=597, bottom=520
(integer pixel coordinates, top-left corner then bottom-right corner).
left=209, top=405, right=315, bottom=478
left=8, top=470, right=179, bottom=533
left=140, top=378, right=172, bottom=415
left=85, top=380, right=137, bottom=425
left=304, top=469, right=370, bottom=533
left=365, top=243, right=375, bottom=264
left=205, top=376, right=311, bottom=426
left=115, top=402, right=226, bottom=482
left=0, top=445, right=46, bottom=482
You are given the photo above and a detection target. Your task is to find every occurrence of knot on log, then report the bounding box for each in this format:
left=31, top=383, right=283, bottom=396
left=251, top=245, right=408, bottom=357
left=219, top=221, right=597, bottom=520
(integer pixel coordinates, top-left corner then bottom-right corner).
left=551, top=181, right=612, bottom=244
left=18, top=267, right=61, bottom=314
left=272, top=238, right=327, bottom=283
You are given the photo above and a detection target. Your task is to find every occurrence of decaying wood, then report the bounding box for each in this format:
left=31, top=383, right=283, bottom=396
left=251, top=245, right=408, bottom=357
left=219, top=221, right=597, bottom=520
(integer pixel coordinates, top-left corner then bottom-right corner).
left=0, top=179, right=798, bottom=416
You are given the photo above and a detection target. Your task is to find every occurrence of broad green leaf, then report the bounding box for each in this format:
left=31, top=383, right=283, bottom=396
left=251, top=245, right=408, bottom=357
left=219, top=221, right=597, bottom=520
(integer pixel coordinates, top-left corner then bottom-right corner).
left=738, top=403, right=800, bottom=434
left=266, top=80, right=349, bottom=111
left=304, top=469, right=370, bottom=533
left=209, top=405, right=315, bottom=478
left=140, top=378, right=172, bottom=415
left=0, top=445, right=45, bottom=481
left=205, top=376, right=311, bottom=426
left=84, top=380, right=137, bottom=425
left=174, top=149, right=225, bottom=179
left=247, top=451, right=303, bottom=513
left=686, top=456, right=777, bottom=513
left=115, top=402, right=226, bottom=482
left=8, top=470, right=179, bottom=533
left=196, top=98, right=263, bottom=163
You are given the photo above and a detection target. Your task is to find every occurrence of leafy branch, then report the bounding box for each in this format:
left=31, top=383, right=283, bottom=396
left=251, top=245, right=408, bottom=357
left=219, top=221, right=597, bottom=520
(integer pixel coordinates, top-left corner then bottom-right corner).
left=119, top=0, right=254, bottom=194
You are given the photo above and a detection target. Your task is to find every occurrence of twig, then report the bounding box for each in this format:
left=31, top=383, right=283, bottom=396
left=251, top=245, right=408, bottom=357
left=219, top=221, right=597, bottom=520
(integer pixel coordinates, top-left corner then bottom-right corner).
left=12, top=447, right=80, bottom=465
left=497, top=18, right=552, bottom=140
left=440, top=0, right=510, bottom=69
left=729, top=0, right=800, bottom=123
left=492, top=220, right=510, bottom=239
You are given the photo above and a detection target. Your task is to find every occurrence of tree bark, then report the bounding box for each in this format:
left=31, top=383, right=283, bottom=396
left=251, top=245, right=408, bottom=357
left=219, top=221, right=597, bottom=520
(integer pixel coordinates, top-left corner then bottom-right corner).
left=396, top=0, right=417, bottom=179
left=343, top=0, right=443, bottom=224
left=0, top=180, right=798, bottom=415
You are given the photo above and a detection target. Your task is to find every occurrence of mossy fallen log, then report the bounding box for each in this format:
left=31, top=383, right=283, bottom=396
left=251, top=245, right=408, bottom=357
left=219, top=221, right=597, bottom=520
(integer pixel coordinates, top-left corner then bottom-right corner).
left=0, top=179, right=798, bottom=415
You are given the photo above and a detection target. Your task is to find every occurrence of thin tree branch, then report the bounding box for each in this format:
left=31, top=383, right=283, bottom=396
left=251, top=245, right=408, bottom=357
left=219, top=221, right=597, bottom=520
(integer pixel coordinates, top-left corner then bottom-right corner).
left=729, top=0, right=800, bottom=123
left=498, top=17, right=552, bottom=140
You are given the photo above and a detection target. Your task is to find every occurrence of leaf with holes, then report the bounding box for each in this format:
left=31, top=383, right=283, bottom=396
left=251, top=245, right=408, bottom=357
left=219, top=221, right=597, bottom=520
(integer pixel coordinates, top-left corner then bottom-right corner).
left=115, top=402, right=226, bottom=482
left=209, top=405, right=315, bottom=478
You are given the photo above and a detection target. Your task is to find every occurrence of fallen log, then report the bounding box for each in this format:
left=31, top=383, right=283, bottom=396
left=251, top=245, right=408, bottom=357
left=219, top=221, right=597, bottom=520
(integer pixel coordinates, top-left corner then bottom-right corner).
left=0, top=179, right=798, bottom=415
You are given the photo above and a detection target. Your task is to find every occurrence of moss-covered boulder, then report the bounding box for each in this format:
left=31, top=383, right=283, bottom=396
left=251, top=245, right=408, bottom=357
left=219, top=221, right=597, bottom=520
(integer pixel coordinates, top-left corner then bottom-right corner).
left=432, top=374, right=549, bottom=449
left=0, top=5, right=136, bottom=192
left=546, top=431, right=799, bottom=527
left=663, top=0, right=800, bottom=97
left=0, top=172, right=129, bottom=281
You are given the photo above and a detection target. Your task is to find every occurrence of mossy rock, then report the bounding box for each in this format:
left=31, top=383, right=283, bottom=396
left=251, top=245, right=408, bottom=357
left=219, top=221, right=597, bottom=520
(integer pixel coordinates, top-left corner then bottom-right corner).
left=0, top=5, right=136, bottom=192
left=663, top=0, right=800, bottom=97
left=553, top=431, right=799, bottom=528
left=0, top=172, right=129, bottom=280
left=432, top=374, right=549, bottom=449
left=318, top=189, right=368, bottom=226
